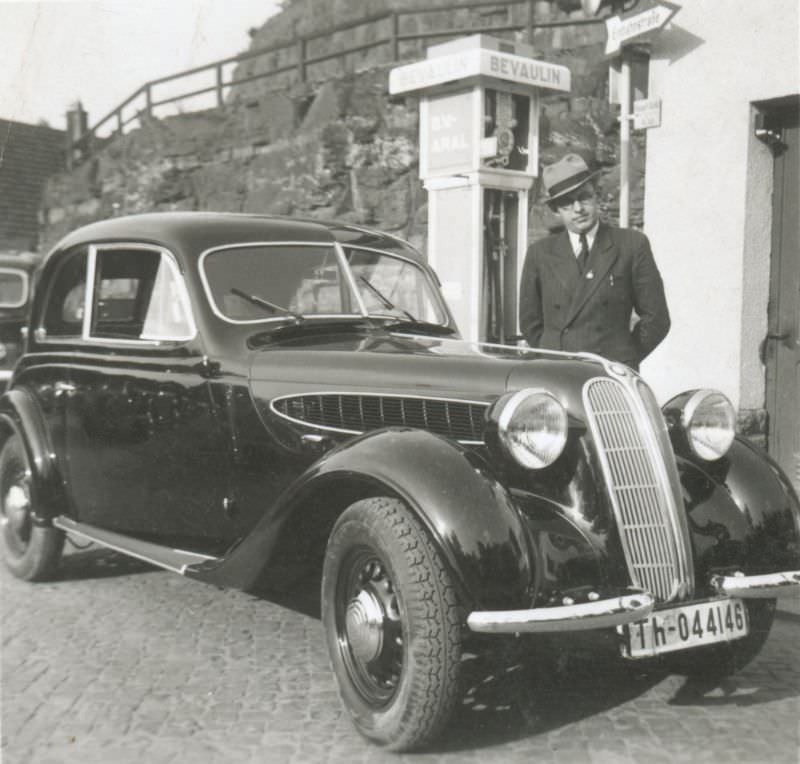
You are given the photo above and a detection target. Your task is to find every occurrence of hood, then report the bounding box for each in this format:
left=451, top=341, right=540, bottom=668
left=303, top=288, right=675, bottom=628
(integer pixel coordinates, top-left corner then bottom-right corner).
left=248, top=327, right=608, bottom=406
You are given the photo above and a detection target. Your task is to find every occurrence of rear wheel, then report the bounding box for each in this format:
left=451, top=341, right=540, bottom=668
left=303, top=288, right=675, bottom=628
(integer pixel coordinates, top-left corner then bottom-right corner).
left=321, top=497, right=462, bottom=751
left=0, top=433, right=63, bottom=580
left=669, top=599, right=776, bottom=678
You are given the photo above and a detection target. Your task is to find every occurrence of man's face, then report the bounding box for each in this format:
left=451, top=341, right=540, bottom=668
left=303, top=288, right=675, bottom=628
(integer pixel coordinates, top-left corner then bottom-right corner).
left=553, top=183, right=600, bottom=234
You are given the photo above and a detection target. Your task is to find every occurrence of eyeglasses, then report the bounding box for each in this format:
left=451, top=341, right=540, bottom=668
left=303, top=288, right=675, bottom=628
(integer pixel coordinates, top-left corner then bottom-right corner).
left=555, top=188, right=597, bottom=209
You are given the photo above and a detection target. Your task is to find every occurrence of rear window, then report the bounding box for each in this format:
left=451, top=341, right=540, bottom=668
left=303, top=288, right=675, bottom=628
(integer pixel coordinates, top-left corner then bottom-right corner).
left=0, top=268, right=28, bottom=308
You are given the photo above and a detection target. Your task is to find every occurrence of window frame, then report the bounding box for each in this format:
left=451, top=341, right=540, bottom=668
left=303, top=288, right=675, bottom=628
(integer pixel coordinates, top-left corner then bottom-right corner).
left=81, top=243, right=197, bottom=345
left=198, top=241, right=368, bottom=326
left=37, top=241, right=197, bottom=348
left=0, top=267, right=30, bottom=309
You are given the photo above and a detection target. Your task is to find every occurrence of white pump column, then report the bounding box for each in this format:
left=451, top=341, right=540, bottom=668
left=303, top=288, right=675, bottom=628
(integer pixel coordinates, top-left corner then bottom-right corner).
left=390, top=35, right=571, bottom=343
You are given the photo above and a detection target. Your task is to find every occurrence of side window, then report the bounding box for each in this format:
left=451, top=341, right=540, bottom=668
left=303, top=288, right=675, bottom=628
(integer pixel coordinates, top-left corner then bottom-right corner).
left=90, top=248, right=194, bottom=342
left=42, top=251, right=87, bottom=338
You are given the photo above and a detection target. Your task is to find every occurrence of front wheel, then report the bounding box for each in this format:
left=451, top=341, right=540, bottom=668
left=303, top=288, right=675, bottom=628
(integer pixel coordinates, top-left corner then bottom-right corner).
left=0, top=433, right=64, bottom=580
left=321, top=497, right=462, bottom=751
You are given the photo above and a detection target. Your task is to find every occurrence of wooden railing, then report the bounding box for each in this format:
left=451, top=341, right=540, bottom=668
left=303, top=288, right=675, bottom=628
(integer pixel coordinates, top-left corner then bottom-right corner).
left=69, top=1, right=604, bottom=162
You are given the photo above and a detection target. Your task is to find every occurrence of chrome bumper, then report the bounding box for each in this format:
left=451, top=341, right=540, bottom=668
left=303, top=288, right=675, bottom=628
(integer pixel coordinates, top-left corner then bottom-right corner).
left=467, top=592, right=654, bottom=634
left=711, top=570, right=800, bottom=599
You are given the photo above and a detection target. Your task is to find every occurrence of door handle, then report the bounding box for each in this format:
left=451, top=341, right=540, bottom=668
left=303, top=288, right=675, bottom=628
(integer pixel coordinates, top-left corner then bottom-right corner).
left=766, top=331, right=790, bottom=340
left=53, top=382, right=76, bottom=397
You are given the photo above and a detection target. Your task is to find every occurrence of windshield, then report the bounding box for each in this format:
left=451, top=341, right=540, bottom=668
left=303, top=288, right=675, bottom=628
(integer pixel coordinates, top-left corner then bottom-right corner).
left=201, top=242, right=449, bottom=327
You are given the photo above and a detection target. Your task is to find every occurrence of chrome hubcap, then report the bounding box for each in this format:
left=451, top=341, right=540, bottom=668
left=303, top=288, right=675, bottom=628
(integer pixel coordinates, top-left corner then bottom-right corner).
left=4, top=484, right=30, bottom=534
left=346, top=589, right=385, bottom=663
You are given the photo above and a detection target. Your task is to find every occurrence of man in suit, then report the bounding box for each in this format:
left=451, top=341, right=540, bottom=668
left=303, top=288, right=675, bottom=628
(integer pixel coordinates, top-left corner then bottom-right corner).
left=519, top=153, right=670, bottom=371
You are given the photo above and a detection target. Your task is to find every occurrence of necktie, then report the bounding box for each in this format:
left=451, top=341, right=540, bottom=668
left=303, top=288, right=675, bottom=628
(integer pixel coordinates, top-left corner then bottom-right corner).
left=577, top=233, right=589, bottom=274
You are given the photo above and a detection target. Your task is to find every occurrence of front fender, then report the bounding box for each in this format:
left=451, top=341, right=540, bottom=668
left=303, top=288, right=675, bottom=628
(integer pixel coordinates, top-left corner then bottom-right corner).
left=679, top=436, right=800, bottom=592
left=0, top=387, right=64, bottom=524
left=198, top=429, right=534, bottom=610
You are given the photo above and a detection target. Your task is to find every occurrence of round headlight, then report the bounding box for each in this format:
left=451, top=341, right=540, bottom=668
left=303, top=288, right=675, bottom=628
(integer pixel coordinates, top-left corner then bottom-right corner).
left=497, top=389, right=568, bottom=469
left=682, top=390, right=736, bottom=461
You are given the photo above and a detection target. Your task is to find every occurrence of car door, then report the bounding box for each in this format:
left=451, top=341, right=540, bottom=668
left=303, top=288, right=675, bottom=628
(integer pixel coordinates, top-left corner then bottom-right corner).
left=62, top=243, right=232, bottom=553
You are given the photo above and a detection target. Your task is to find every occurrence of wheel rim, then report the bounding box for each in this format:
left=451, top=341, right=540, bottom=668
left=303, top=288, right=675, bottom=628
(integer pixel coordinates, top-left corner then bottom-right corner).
left=336, top=547, right=403, bottom=707
left=1, top=460, right=33, bottom=557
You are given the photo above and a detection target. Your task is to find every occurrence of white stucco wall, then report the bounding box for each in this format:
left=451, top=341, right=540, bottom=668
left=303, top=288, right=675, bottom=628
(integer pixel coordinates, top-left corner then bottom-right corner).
left=641, top=0, right=799, bottom=408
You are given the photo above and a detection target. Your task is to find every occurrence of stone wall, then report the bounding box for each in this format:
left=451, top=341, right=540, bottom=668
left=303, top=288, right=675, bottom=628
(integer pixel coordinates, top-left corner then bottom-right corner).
left=41, top=0, right=642, bottom=254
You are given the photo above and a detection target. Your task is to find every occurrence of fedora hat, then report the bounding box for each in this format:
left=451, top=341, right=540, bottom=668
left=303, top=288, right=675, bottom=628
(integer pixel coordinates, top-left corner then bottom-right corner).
left=542, top=153, right=601, bottom=203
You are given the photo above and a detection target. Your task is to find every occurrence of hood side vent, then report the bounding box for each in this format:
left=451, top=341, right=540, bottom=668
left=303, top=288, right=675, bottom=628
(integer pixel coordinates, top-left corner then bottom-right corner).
left=271, top=393, right=488, bottom=443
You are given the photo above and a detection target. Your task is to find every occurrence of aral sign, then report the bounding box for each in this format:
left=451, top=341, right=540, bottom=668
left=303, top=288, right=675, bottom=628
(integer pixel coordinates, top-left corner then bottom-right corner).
left=605, top=1, right=681, bottom=56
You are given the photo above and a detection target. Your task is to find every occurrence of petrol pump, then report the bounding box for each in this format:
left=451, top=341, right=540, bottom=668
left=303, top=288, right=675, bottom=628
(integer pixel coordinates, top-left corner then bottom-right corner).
left=389, top=35, right=571, bottom=343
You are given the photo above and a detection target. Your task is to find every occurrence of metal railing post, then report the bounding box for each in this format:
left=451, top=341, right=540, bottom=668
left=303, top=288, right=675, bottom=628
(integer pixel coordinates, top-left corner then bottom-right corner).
left=390, top=12, right=399, bottom=61
left=116, top=109, right=123, bottom=136
left=145, top=84, right=152, bottom=117
left=216, top=64, right=224, bottom=107
left=526, top=0, right=536, bottom=44
left=298, top=38, right=306, bottom=83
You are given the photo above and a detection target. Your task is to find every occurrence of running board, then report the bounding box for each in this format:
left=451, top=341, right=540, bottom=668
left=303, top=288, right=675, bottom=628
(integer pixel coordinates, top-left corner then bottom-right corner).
left=53, top=516, right=219, bottom=575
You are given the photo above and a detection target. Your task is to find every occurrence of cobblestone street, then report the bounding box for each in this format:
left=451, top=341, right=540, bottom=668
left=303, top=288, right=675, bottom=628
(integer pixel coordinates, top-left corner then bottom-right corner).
left=2, top=545, right=799, bottom=764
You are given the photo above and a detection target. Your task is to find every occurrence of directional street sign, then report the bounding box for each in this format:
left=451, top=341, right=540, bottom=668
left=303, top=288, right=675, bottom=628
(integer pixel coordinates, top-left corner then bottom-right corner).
left=633, top=97, right=662, bottom=129
left=605, top=2, right=680, bottom=56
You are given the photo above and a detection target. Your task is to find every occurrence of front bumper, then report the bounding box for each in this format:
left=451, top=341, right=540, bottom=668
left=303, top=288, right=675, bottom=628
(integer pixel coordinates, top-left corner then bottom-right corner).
left=467, top=570, right=800, bottom=634
left=711, top=570, right=800, bottom=599
left=467, top=591, right=654, bottom=634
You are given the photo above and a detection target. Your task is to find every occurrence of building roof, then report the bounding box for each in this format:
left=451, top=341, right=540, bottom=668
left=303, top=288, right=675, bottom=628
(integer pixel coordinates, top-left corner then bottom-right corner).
left=0, top=119, right=65, bottom=251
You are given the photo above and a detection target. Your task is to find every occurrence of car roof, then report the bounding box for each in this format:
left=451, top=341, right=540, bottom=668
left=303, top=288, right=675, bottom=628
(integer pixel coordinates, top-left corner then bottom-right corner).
left=47, top=212, right=425, bottom=264
left=0, top=252, right=42, bottom=269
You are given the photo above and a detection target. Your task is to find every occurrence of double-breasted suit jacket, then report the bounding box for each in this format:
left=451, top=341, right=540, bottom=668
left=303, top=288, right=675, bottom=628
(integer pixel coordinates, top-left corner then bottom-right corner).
left=519, top=223, right=670, bottom=369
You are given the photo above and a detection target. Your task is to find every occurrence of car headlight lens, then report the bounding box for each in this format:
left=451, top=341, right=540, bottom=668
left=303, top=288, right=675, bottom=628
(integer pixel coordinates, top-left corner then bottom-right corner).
left=497, top=389, right=568, bottom=469
left=682, top=390, right=735, bottom=461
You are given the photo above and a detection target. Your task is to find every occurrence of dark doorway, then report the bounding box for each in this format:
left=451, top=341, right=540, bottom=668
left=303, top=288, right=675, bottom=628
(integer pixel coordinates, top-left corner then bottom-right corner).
left=763, top=97, right=800, bottom=494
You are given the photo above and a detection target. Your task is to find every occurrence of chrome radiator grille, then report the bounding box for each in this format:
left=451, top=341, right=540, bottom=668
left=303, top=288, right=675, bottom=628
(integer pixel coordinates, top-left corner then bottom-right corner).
left=271, top=393, right=487, bottom=443
left=584, top=377, right=683, bottom=602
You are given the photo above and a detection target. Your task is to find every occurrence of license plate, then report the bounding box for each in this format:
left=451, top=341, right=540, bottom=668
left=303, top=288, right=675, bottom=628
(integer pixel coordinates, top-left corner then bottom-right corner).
left=618, top=598, right=749, bottom=658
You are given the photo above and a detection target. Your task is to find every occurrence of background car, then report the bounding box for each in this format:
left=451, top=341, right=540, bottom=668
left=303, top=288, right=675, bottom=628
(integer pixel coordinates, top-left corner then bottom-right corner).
left=0, top=252, right=40, bottom=391
left=1, top=212, right=799, bottom=751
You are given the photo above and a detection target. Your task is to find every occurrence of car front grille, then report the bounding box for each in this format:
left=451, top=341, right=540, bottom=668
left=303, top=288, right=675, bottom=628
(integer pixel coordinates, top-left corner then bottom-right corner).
left=271, top=393, right=488, bottom=443
left=583, top=377, right=686, bottom=603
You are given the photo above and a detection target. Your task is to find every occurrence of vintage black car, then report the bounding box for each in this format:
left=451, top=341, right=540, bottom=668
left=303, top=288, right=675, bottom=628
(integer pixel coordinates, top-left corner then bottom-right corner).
left=1, top=212, right=799, bottom=750
left=0, top=252, right=40, bottom=391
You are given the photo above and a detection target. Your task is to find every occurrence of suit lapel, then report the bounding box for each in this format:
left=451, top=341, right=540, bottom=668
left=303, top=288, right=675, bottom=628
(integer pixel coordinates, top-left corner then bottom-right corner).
left=565, top=224, right=619, bottom=325
left=545, top=232, right=580, bottom=293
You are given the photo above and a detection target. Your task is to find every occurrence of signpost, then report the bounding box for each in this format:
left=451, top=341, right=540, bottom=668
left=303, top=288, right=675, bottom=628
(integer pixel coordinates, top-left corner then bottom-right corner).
left=605, top=2, right=681, bottom=56
left=600, top=0, right=680, bottom=226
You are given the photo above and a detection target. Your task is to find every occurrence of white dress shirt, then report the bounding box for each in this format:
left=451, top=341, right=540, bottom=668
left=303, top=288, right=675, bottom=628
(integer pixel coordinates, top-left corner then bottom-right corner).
left=567, top=222, right=600, bottom=258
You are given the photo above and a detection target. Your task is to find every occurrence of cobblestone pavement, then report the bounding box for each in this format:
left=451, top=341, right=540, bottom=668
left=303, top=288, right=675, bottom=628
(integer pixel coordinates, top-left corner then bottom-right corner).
left=2, top=545, right=799, bottom=764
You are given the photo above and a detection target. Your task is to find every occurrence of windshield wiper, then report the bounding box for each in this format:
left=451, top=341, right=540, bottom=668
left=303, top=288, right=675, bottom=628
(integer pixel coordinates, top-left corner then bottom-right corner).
left=230, top=288, right=304, bottom=323
left=358, top=277, right=416, bottom=321
left=381, top=317, right=457, bottom=336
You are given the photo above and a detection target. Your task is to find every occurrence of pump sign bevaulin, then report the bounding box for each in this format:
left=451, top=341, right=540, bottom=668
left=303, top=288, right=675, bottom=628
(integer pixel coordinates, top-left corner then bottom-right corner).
left=390, top=48, right=571, bottom=96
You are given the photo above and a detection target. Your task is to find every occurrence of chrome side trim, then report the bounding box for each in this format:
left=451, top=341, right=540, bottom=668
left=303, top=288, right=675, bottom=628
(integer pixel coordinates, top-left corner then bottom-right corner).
left=711, top=570, right=800, bottom=599
left=466, top=592, right=655, bottom=634
left=53, top=516, right=218, bottom=575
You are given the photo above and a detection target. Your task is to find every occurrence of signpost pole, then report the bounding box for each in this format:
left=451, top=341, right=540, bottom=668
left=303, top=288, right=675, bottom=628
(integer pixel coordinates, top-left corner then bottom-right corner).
left=619, top=50, right=631, bottom=227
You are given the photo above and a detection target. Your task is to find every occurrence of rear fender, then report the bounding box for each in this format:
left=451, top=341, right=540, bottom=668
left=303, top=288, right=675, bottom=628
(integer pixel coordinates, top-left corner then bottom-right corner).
left=678, top=436, right=800, bottom=591
left=199, top=429, right=534, bottom=610
left=0, top=388, right=64, bottom=524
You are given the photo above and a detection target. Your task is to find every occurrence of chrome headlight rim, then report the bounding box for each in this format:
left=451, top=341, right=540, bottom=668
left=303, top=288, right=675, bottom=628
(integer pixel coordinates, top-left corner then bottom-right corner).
left=497, top=388, right=568, bottom=470
left=680, top=388, right=736, bottom=462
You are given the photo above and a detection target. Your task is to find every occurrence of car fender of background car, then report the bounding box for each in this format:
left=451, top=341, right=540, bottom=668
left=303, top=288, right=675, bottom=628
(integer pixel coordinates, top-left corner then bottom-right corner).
left=1, top=212, right=798, bottom=752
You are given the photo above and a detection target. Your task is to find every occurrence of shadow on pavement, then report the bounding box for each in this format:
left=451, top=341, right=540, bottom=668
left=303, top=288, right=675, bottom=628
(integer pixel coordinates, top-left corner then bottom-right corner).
left=432, top=648, right=667, bottom=753
left=57, top=546, right=157, bottom=580
left=668, top=671, right=800, bottom=707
